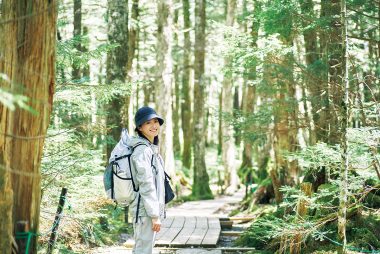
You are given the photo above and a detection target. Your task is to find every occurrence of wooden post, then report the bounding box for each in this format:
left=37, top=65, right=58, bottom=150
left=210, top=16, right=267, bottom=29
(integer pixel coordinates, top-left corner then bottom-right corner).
left=15, top=221, right=30, bottom=254
left=46, top=187, right=67, bottom=254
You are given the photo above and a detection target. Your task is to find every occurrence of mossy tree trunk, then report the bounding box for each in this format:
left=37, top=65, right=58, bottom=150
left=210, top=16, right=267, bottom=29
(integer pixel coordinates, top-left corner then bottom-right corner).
left=156, top=0, right=175, bottom=176
left=221, top=0, right=238, bottom=192
left=240, top=0, right=260, bottom=172
left=233, top=86, right=240, bottom=146
left=72, top=0, right=82, bottom=79
left=299, top=0, right=320, bottom=145
left=338, top=0, right=348, bottom=252
left=105, top=0, right=129, bottom=160
left=172, top=2, right=181, bottom=157
left=327, top=0, right=344, bottom=146
left=126, top=0, right=139, bottom=134
left=192, top=0, right=213, bottom=199
left=0, top=1, right=57, bottom=252
left=181, top=0, right=193, bottom=169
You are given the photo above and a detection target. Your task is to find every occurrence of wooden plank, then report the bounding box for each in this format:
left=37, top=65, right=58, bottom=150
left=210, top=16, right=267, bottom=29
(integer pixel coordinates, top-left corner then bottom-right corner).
left=171, top=216, right=185, bottom=228
left=155, top=227, right=170, bottom=240
left=155, top=227, right=182, bottom=246
left=195, top=216, right=208, bottom=229
left=183, top=216, right=196, bottom=228
left=162, top=216, right=174, bottom=228
left=201, top=228, right=220, bottom=247
left=186, top=227, right=208, bottom=246
left=220, top=231, right=242, bottom=236
left=219, top=216, right=256, bottom=222
left=208, top=217, right=221, bottom=229
left=170, top=227, right=196, bottom=246
left=220, top=220, right=233, bottom=229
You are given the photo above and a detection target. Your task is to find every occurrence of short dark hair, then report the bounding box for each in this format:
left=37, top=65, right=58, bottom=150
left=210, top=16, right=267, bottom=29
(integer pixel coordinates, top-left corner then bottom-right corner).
left=136, top=129, right=159, bottom=145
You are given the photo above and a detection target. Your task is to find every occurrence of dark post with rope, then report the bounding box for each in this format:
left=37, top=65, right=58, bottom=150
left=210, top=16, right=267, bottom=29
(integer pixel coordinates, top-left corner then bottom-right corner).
left=15, top=221, right=30, bottom=254
left=46, top=187, right=67, bottom=254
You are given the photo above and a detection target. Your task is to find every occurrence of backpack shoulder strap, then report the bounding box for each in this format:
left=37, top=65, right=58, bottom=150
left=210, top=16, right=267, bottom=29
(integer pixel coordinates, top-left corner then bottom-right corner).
left=131, top=142, right=148, bottom=151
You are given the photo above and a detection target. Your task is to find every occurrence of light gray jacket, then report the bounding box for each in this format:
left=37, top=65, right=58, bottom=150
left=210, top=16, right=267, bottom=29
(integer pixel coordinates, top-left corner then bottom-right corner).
left=127, top=136, right=166, bottom=219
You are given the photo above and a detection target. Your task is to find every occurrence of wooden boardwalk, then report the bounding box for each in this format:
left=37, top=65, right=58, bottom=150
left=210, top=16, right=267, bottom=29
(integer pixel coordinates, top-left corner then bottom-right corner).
left=155, top=216, right=221, bottom=247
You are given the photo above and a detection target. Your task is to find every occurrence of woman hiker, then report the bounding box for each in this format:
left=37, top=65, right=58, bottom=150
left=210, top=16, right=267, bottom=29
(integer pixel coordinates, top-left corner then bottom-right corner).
left=127, top=106, right=166, bottom=254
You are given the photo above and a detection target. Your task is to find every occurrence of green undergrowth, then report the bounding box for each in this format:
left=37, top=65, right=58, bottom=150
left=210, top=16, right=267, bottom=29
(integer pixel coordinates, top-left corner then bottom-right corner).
left=38, top=202, right=133, bottom=253
left=235, top=206, right=380, bottom=253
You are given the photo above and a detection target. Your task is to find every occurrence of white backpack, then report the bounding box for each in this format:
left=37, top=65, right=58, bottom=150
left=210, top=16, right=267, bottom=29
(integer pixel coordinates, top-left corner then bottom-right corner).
left=103, top=129, right=146, bottom=205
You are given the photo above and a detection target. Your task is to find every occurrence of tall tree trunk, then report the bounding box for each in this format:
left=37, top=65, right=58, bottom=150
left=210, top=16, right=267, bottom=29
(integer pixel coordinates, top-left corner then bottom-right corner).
left=327, top=0, right=344, bottom=145
left=156, top=0, right=175, bottom=176
left=218, top=91, right=222, bottom=156
left=126, top=0, right=139, bottom=134
left=0, top=1, right=57, bottom=252
left=338, top=0, right=348, bottom=252
left=233, top=86, right=240, bottom=146
left=221, top=0, right=238, bottom=192
left=240, top=0, right=260, bottom=171
left=72, top=0, right=82, bottom=79
left=172, top=2, right=181, bottom=157
left=181, top=0, right=192, bottom=169
left=299, top=0, right=321, bottom=145
left=192, top=0, right=213, bottom=199
left=105, top=0, right=129, bottom=160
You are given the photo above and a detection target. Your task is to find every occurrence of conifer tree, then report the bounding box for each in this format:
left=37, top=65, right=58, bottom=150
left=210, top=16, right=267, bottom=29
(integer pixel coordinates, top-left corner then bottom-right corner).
left=192, top=0, right=213, bottom=199
left=0, top=1, right=57, bottom=252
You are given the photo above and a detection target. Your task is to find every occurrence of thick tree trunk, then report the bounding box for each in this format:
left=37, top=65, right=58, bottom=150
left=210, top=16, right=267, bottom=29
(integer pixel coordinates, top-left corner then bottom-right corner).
left=240, top=0, right=260, bottom=171
left=221, top=0, right=238, bottom=192
left=72, top=0, right=82, bottom=79
left=126, top=0, right=139, bottom=76
left=172, top=3, right=181, bottom=157
left=105, top=0, right=129, bottom=160
left=299, top=0, right=321, bottom=145
left=327, top=0, right=344, bottom=145
left=126, top=0, right=139, bottom=134
left=156, top=0, right=175, bottom=176
left=233, top=86, right=240, bottom=146
left=0, top=1, right=57, bottom=252
left=338, top=0, right=348, bottom=252
left=192, top=0, right=213, bottom=199
left=181, top=0, right=192, bottom=169
left=241, top=84, right=255, bottom=169
left=218, top=91, right=223, bottom=156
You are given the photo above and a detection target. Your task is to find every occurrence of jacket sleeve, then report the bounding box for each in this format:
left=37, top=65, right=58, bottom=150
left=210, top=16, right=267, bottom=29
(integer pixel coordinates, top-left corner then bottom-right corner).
left=131, top=146, right=159, bottom=218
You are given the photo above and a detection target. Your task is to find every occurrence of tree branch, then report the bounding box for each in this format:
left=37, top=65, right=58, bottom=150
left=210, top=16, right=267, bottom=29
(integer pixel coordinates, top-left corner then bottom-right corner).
left=348, top=35, right=380, bottom=44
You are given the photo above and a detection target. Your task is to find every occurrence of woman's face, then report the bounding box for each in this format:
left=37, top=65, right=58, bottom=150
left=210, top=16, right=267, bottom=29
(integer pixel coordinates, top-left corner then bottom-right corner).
left=138, top=118, right=160, bottom=142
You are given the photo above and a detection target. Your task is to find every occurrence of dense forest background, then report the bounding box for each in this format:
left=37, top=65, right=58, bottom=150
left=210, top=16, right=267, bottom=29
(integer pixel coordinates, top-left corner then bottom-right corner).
left=0, top=0, right=379, bottom=253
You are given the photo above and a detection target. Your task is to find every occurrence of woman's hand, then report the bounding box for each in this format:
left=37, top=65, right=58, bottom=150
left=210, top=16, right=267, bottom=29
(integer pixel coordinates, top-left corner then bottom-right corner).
left=151, top=217, right=161, bottom=232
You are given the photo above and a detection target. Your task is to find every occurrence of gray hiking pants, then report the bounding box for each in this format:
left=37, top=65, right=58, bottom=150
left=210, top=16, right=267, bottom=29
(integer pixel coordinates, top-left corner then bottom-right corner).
left=132, top=216, right=156, bottom=254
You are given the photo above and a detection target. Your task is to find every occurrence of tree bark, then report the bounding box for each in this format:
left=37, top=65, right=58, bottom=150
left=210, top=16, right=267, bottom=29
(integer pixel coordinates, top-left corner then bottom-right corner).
left=338, top=0, right=348, bottom=252
left=0, top=1, right=57, bottom=252
left=72, top=0, right=82, bottom=79
left=240, top=0, right=260, bottom=171
left=172, top=2, right=181, bottom=157
left=125, top=0, right=139, bottom=134
left=326, top=0, right=344, bottom=145
left=192, top=0, right=213, bottom=199
left=156, top=0, right=175, bottom=176
left=299, top=0, right=323, bottom=145
left=221, top=0, right=238, bottom=192
left=105, top=0, right=129, bottom=160
left=181, top=0, right=192, bottom=169
left=233, top=86, right=240, bottom=146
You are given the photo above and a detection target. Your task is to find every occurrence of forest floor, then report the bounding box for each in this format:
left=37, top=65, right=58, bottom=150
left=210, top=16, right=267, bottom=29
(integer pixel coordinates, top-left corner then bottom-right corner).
left=90, top=188, right=248, bottom=254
